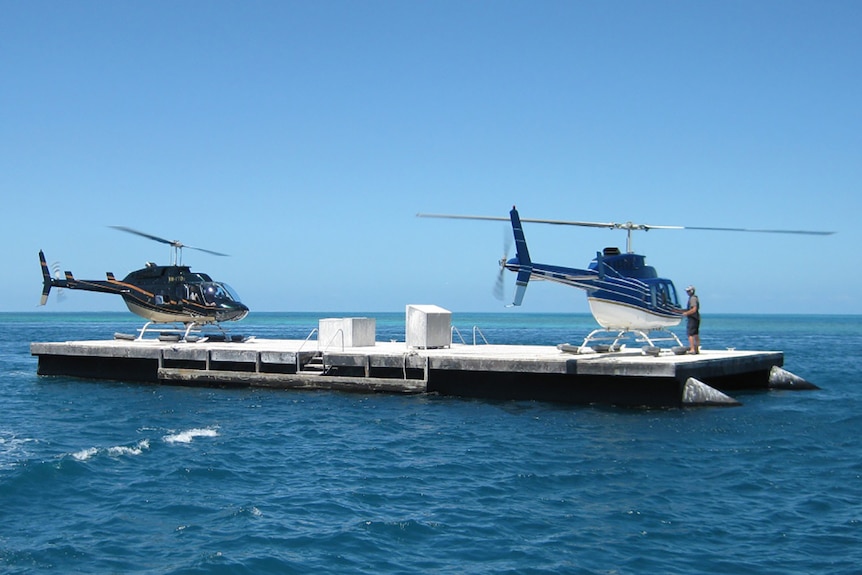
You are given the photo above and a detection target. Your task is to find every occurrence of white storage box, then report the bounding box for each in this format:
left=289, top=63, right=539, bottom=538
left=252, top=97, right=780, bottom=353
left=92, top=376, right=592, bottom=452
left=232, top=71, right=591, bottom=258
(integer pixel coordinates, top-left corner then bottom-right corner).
left=318, top=317, right=376, bottom=349
left=406, top=304, right=451, bottom=349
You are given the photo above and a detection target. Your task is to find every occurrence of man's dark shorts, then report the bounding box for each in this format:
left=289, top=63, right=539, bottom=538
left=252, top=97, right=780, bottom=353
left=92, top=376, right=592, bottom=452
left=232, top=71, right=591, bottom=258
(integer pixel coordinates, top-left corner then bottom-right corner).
left=687, top=317, right=700, bottom=336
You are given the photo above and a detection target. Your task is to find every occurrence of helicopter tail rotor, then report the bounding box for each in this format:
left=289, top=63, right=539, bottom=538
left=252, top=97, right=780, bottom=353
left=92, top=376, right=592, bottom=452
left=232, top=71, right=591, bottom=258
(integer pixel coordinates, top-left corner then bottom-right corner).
left=493, top=230, right=513, bottom=301
left=493, top=261, right=506, bottom=301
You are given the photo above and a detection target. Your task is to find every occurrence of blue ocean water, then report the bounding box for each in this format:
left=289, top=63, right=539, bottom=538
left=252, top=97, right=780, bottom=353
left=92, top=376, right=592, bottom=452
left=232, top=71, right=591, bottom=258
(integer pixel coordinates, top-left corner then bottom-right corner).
left=1, top=312, right=861, bottom=574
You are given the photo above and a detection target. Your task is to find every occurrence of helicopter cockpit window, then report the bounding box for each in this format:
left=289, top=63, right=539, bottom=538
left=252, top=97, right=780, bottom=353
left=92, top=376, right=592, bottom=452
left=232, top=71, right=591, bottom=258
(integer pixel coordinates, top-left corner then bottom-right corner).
left=200, top=282, right=241, bottom=305
left=658, top=282, right=679, bottom=308
left=649, top=281, right=680, bottom=309
left=666, top=283, right=680, bottom=307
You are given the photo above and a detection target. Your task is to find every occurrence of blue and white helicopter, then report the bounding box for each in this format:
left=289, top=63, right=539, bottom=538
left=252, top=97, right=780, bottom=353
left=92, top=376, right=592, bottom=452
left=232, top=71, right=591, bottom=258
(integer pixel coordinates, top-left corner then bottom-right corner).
left=419, top=206, right=834, bottom=351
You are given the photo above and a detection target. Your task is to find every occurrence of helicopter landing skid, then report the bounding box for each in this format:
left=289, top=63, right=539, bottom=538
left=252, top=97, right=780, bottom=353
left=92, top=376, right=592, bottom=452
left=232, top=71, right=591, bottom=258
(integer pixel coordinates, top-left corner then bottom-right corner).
left=133, top=321, right=234, bottom=342
left=573, top=328, right=684, bottom=354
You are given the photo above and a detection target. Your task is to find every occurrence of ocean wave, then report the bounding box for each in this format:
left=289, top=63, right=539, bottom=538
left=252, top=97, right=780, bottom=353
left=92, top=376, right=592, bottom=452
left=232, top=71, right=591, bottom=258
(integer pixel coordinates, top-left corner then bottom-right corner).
left=107, top=439, right=150, bottom=457
left=68, top=439, right=151, bottom=461
left=0, top=433, right=39, bottom=447
left=0, top=433, right=40, bottom=467
left=163, top=427, right=219, bottom=444
left=70, top=447, right=99, bottom=461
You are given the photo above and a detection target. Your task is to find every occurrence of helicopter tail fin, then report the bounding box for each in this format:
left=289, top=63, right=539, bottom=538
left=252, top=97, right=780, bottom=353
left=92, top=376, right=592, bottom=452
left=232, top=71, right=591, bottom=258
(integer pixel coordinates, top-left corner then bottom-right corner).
left=509, top=206, right=533, bottom=306
left=39, top=250, right=53, bottom=305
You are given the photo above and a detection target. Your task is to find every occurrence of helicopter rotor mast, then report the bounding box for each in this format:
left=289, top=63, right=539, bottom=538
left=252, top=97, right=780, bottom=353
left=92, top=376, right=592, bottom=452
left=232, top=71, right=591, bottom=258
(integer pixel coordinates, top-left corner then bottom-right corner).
left=109, top=226, right=229, bottom=265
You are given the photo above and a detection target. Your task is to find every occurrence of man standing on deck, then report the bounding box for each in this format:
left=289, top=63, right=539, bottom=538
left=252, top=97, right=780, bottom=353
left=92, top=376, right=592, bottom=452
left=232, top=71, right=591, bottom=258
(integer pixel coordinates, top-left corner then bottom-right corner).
left=680, top=285, right=700, bottom=354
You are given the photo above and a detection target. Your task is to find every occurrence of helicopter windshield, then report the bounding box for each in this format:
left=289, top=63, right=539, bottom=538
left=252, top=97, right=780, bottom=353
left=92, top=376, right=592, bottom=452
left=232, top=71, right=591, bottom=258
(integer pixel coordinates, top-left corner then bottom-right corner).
left=200, top=282, right=242, bottom=305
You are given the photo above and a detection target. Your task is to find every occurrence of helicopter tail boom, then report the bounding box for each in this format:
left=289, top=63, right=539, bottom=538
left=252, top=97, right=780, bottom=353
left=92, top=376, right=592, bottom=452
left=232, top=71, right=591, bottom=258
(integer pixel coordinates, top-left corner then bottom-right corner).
left=38, top=250, right=121, bottom=304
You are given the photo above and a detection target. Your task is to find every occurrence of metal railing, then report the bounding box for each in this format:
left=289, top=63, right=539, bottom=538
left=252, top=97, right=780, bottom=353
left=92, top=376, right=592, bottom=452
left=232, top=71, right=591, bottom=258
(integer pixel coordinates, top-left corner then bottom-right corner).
left=451, top=325, right=490, bottom=345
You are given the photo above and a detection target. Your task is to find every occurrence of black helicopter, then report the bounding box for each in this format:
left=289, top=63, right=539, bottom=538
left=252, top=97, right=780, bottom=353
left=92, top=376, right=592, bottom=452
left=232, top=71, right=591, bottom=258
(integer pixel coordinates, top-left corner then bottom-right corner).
left=39, top=227, right=249, bottom=329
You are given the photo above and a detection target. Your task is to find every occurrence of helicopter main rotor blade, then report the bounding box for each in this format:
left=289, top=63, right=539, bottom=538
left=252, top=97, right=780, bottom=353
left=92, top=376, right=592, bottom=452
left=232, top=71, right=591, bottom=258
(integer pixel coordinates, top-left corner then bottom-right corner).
left=185, top=246, right=230, bottom=257
left=681, top=225, right=835, bottom=236
left=416, top=213, right=834, bottom=235
left=417, top=213, right=612, bottom=228
left=109, top=226, right=230, bottom=256
left=110, top=226, right=178, bottom=246
left=417, top=213, right=679, bottom=231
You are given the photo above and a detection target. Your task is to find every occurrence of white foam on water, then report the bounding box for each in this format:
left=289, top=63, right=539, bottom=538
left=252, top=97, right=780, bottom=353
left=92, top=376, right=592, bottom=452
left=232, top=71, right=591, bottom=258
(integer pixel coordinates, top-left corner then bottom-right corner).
left=71, top=447, right=99, bottom=461
left=0, top=434, right=40, bottom=468
left=163, top=427, right=219, bottom=444
left=108, top=439, right=151, bottom=457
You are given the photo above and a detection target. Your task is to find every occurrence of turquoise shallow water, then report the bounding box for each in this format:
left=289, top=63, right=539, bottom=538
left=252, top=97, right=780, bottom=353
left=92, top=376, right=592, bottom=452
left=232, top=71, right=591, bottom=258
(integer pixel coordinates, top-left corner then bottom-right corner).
left=1, top=312, right=861, bottom=574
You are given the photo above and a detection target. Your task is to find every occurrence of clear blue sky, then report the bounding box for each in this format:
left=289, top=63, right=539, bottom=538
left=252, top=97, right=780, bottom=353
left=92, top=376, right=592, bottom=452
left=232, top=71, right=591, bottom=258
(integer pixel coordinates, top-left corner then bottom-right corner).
left=2, top=1, right=858, bottom=315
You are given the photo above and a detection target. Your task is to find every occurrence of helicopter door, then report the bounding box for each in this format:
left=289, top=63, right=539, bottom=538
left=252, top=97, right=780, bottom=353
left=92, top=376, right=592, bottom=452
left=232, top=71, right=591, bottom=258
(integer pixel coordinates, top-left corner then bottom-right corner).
left=186, top=285, right=203, bottom=303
